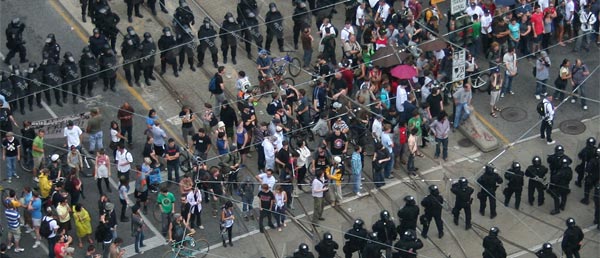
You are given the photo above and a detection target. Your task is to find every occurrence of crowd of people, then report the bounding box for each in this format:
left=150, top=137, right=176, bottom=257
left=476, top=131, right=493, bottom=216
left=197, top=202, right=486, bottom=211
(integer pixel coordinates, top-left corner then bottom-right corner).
left=1, top=0, right=599, bottom=257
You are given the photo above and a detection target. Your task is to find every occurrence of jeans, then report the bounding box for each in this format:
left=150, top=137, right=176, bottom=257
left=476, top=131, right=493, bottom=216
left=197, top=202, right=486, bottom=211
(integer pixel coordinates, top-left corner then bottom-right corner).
left=89, top=131, right=103, bottom=152
left=312, top=197, right=324, bottom=223
left=48, top=236, right=57, bottom=258
left=134, top=230, right=145, bottom=253
left=120, top=126, right=133, bottom=144
left=242, top=195, right=254, bottom=217
left=353, top=171, right=362, bottom=194
left=259, top=209, right=274, bottom=231
left=572, top=82, right=587, bottom=107
left=434, top=137, right=448, bottom=160
left=384, top=153, right=393, bottom=178
left=373, top=167, right=385, bottom=188
left=540, top=120, right=553, bottom=142
left=535, top=79, right=548, bottom=96
left=407, top=154, right=416, bottom=171
left=167, top=163, right=180, bottom=182
left=5, top=156, right=17, bottom=179
left=303, top=49, right=312, bottom=67
left=161, top=212, right=172, bottom=236
left=213, top=93, right=226, bottom=118
left=453, top=102, right=470, bottom=128
left=273, top=205, right=286, bottom=228
left=502, top=72, right=514, bottom=94
left=470, top=36, right=482, bottom=58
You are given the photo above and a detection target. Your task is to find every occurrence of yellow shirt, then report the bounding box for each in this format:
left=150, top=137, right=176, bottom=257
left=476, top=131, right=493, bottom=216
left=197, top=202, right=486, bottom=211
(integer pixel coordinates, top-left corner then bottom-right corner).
left=325, top=166, right=343, bottom=186
left=39, top=174, right=52, bottom=198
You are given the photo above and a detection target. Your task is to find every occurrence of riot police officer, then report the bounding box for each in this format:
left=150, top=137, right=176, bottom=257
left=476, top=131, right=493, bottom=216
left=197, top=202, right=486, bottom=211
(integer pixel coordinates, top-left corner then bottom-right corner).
left=140, top=32, right=157, bottom=86
left=197, top=17, right=219, bottom=68
left=174, top=0, right=195, bottom=27
left=561, top=218, right=584, bottom=258
left=535, top=243, right=558, bottom=258
left=576, top=137, right=597, bottom=187
left=93, top=6, right=120, bottom=51
left=397, top=195, right=419, bottom=234
left=292, top=0, right=311, bottom=50
left=450, top=177, right=474, bottom=229
left=176, top=24, right=196, bottom=72
left=219, top=12, right=240, bottom=65
left=147, top=0, right=168, bottom=15
left=9, top=66, right=27, bottom=115
left=80, top=0, right=94, bottom=22
left=26, top=62, right=44, bottom=110
left=547, top=145, right=572, bottom=174
left=581, top=147, right=600, bottom=204
left=60, top=52, right=80, bottom=104
left=526, top=156, right=548, bottom=206
left=78, top=46, right=100, bottom=96
left=88, top=28, right=110, bottom=57
left=42, top=34, right=61, bottom=64
left=548, top=158, right=573, bottom=215
left=477, top=164, right=503, bottom=218
left=372, top=210, right=397, bottom=258
left=594, top=184, right=600, bottom=229
left=158, top=27, right=179, bottom=77
left=99, top=48, right=117, bottom=92
left=504, top=161, right=524, bottom=209
left=4, top=18, right=28, bottom=65
left=240, top=9, right=263, bottom=59
left=265, top=3, right=284, bottom=53
left=292, top=243, right=315, bottom=258
left=482, top=227, right=507, bottom=258
left=125, top=0, right=143, bottom=23
left=422, top=184, right=444, bottom=238
left=314, top=232, right=339, bottom=258
left=343, top=219, right=367, bottom=258
left=392, top=230, right=423, bottom=258
left=122, top=28, right=142, bottom=87
left=39, top=55, right=62, bottom=107
left=362, top=232, right=384, bottom=258
left=0, top=72, right=14, bottom=109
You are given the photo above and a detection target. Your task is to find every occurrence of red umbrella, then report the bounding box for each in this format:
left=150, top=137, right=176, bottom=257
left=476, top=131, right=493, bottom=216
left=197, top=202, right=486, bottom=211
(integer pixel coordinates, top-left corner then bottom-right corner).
left=390, top=65, right=417, bottom=80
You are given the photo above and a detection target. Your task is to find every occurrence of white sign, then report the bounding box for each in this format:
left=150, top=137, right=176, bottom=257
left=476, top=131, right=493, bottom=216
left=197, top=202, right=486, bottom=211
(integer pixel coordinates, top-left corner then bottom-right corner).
left=30, top=112, right=91, bottom=139
left=451, top=0, right=467, bottom=15
left=452, top=50, right=466, bottom=81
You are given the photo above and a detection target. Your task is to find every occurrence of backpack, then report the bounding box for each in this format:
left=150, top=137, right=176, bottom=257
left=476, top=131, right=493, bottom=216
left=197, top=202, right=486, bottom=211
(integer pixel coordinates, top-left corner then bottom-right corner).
left=532, top=65, right=537, bottom=77
left=0, top=108, right=8, bottom=122
left=208, top=75, right=218, bottom=93
left=95, top=224, right=109, bottom=242
left=40, top=217, right=54, bottom=238
left=536, top=101, right=546, bottom=117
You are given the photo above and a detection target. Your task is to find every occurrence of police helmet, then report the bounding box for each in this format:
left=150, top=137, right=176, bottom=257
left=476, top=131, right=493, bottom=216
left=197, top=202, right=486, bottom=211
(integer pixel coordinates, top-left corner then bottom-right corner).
left=93, top=28, right=100, bottom=35
left=555, top=145, right=564, bottom=155
left=298, top=243, right=309, bottom=253
left=63, top=51, right=74, bottom=60
left=458, top=177, right=468, bottom=186
left=566, top=217, right=576, bottom=227
left=561, top=158, right=570, bottom=166
left=46, top=33, right=55, bottom=43
left=297, top=0, right=306, bottom=8
left=98, top=6, right=109, bottom=14
left=143, top=32, right=152, bottom=39
left=596, top=147, right=600, bottom=156
left=380, top=210, right=390, bottom=221
left=127, top=26, right=136, bottom=35
left=368, top=231, right=378, bottom=240
left=323, top=232, right=333, bottom=240
left=485, top=163, right=496, bottom=174
left=402, top=229, right=416, bottom=240
left=587, top=137, right=596, bottom=147
left=353, top=219, right=364, bottom=230
left=203, top=17, right=211, bottom=24
left=489, top=227, right=499, bottom=236
left=163, top=27, right=172, bottom=34
left=512, top=161, right=521, bottom=169
left=404, top=195, right=416, bottom=205
left=179, top=0, right=188, bottom=7
left=542, top=242, right=552, bottom=250
left=245, top=9, right=256, bottom=18
left=11, top=18, right=21, bottom=26
left=429, top=184, right=439, bottom=194
left=225, top=12, right=234, bottom=19
left=532, top=156, right=542, bottom=166
left=82, top=46, right=91, bottom=54
left=269, top=2, right=277, bottom=10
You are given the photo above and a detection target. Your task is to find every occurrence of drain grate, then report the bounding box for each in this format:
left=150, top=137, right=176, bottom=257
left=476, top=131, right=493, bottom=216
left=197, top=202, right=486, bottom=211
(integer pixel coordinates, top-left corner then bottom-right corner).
left=458, top=138, right=474, bottom=147
left=559, top=120, right=586, bottom=135
left=501, top=107, right=527, bottom=122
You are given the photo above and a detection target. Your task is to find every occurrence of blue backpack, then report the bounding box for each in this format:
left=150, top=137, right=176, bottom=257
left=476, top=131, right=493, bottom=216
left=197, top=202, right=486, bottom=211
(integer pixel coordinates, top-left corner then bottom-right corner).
left=208, top=75, right=218, bottom=93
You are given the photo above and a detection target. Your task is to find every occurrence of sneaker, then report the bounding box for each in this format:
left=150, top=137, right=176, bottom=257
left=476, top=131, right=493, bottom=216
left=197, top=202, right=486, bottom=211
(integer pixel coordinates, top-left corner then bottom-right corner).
left=7, top=178, right=11, bottom=183
left=583, top=105, right=588, bottom=110
left=6, top=243, right=13, bottom=250
left=33, top=177, right=39, bottom=182
left=535, top=95, right=540, bottom=100
left=25, top=227, right=32, bottom=234
left=500, top=93, right=505, bottom=98
left=33, top=241, right=40, bottom=248
left=510, top=91, right=515, bottom=95
left=547, top=140, right=556, bottom=145
left=199, top=225, right=205, bottom=229
left=356, top=192, right=365, bottom=197
left=14, top=248, right=24, bottom=253
left=14, top=174, right=20, bottom=179
left=571, top=99, right=576, bottom=103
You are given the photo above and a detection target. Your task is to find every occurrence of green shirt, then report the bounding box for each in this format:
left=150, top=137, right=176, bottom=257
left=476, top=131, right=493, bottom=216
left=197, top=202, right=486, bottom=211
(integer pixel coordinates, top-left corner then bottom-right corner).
left=87, top=115, right=104, bottom=134
left=32, top=136, right=44, bottom=158
left=157, top=192, right=175, bottom=214
left=408, top=117, right=423, bottom=137
left=472, top=21, right=481, bottom=38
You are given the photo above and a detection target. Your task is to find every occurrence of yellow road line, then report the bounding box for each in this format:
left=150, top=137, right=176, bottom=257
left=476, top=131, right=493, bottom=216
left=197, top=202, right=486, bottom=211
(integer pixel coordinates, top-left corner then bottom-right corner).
left=473, top=110, right=511, bottom=145
left=49, top=0, right=185, bottom=145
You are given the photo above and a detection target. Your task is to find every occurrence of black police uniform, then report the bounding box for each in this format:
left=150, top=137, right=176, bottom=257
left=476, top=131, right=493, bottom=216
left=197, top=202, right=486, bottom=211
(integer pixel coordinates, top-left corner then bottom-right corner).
left=78, top=48, right=100, bottom=96
left=547, top=148, right=572, bottom=174
left=292, top=251, right=315, bottom=258
left=265, top=5, right=285, bottom=53
left=576, top=143, right=596, bottom=187
left=88, top=0, right=108, bottom=20
left=240, top=10, right=264, bottom=59
left=147, top=0, right=168, bottom=15
left=197, top=19, right=219, bottom=68
left=42, top=37, right=61, bottom=64
left=292, top=2, right=311, bottom=49
left=421, top=189, right=445, bottom=237
left=314, top=238, right=339, bottom=258
left=39, top=58, right=63, bottom=107
left=121, top=34, right=142, bottom=86
left=593, top=184, right=600, bottom=229
left=477, top=167, right=503, bottom=218
left=372, top=215, right=397, bottom=258
left=4, top=19, right=28, bottom=64
left=526, top=160, right=549, bottom=206
left=535, top=249, right=558, bottom=258
left=392, top=231, right=423, bottom=258
left=60, top=54, right=80, bottom=104
left=93, top=8, right=120, bottom=51
left=582, top=152, right=599, bottom=203
left=174, top=2, right=195, bottom=27
left=9, top=70, right=27, bottom=114
left=0, top=73, right=14, bottom=111
left=219, top=15, right=241, bottom=64
left=548, top=163, right=573, bottom=214
left=450, top=181, right=473, bottom=229
left=504, top=164, right=525, bottom=209
left=342, top=226, right=367, bottom=258
left=397, top=200, right=419, bottom=234
left=99, top=49, right=117, bottom=91
left=561, top=224, right=584, bottom=258
left=88, top=32, right=110, bottom=57
left=361, top=235, right=384, bottom=258
left=176, top=25, right=195, bottom=71
left=26, top=63, right=44, bottom=109
left=125, top=0, right=143, bottom=22
left=482, top=234, right=507, bottom=258
left=139, top=35, right=157, bottom=85
left=158, top=29, right=179, bottom=77
left=79, top=0, right=95, bottom=22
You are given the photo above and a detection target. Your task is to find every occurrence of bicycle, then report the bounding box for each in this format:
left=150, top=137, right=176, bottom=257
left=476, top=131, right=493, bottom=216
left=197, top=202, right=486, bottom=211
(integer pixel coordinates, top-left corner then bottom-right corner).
left=162, top=236, right=210, bottom=258
left=271, top=51, right=302, bottom=78
left=219, top=162, right=241, bottom=197
left=19, top=147, right=33, bottom=172
left=469, top=70, right=490, bottom=92
left=179, top=149, right=195, bottom=173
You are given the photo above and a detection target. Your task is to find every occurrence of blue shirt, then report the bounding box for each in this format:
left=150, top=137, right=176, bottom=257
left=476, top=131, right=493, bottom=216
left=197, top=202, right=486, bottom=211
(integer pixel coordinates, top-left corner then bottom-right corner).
left=217, top=138, right=228, bottom=155
left=146, top=116, right=157, bottom=127
left=508, top=23, right=520, bottom=40
left=256, top=57, right=272, bottom=76
left=5, top=208, right=20, bottom=229
left=351, top=152, right=362, bottom=175
left=31, top=198, right=42, bottom=219
left=381, top=133, right=393, bottom=154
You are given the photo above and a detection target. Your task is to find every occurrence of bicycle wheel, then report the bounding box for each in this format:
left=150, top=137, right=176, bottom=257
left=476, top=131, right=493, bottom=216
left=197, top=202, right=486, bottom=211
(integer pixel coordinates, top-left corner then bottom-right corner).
left=288, top=57, right=302, bottom=77
left=476, top=73, right=490, bottom=92
left=278, top=77, right=295, bottom=89
left=153, top=203, right=162, bottom=222
left=161, top=250, right=178, bottom=258
left=191, top=238, right=210, bottom=258
left=179, top=151, right=191, bottom=173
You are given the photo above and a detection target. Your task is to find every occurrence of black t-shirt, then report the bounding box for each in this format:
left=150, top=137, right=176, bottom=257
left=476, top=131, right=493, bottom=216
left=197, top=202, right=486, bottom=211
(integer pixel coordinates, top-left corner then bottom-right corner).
left=426, top=94, right=443, bottom=118
left=276, top=148, right=290, bottom=164
left=332, top=77, right=347, bottom=93
left=191, top=134, right=211, bottom=153
left=210, top=175, right=224, bottom=195
left=181, top=202, right=191, bottom=220
left=179, top=110, right=194, bottom=129
left=241, top=111, right=255, bottom=130
left=213, top=73, right=224, bottom=94
left=314, top=152, right=330, bottom=170
left=493, top=23, right=509, bottom=44
left=327, top=133, right=347, bottom=155
left=257, top=190, right=275, bottom=209
left=165, top=144, right=180, bottom=165
left=143, top=143, right=154, bottom=158
left=2, top=137, right=20, bottom=157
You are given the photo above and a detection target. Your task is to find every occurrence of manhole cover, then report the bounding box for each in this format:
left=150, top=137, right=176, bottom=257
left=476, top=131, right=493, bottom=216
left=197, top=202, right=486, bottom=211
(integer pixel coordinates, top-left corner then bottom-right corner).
left=501, top=107, right=527, bottom=122
left=559, top=120, right=586, bottom=135
left=458, top=138, right=474, bottom=147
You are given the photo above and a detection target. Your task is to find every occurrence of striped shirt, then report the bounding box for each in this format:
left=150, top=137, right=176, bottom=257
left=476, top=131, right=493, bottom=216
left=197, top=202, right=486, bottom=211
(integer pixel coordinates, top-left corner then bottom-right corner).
left=5, top=208, right=20, bottom=229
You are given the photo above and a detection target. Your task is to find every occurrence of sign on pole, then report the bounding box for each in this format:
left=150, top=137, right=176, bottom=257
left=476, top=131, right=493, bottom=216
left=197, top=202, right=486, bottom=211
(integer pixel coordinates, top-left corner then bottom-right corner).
left=451, top=0, right=467, bottom=15
left=30, top=112, right=91, bottom=139
left=452, top=50, right=466, bottom=82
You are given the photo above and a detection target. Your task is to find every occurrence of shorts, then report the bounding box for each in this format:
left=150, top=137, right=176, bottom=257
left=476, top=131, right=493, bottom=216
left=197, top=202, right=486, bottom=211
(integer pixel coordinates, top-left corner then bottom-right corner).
left=59, top=220, right=72, bottom=232
left=33, top=155, right=44, bottom=171
left=490, top=90, right=500, bottom=106
left=181, top=127, right=195, bottom=140
left=238, top=145, right=250, bottom=154
left=531, top=36, right=541, bottom=43
left=8, top=227, right=21, bottom=241
left=32, top=218, right=41, bottom=227
left=225, top=127, right=234, bottom=139
left=154, top=144, right=165, bottom=156
left=135, top=190, right=148, bottom=202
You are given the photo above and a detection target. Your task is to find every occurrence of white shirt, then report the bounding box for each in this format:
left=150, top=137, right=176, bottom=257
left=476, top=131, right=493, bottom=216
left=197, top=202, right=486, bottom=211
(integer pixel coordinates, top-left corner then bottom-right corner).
left=262, top=139, right=275, bottom=161
left=319, top=23, right=336, bottom=37
left=369, top=0, right=379, bottom=8
left=63, top=126, right=83, bottom=147
left=296, top=146, right=311, bottom=168
left=340, top=26, right=355, bottom=42
left=186, top=189, right=202, bottom=213
left=481, top=14, right=493, bottom=34
left=538, top=0, right=549, bottom=10
left=466, top=6, right=484, bottom=21
left=543, top=98, right=554, bottom=121
left=395, top=87, right=408, bottom=112
left=312, top=177, right=325, bottom=198
left=565, top=0, right=575, bottom=21
left=372, top=119, right=383, bottom=140
left=377, top=3, right=391, bottom=21
left=43, top=216, right=60, bottom=238
left=355, top=6, right=366, bottom=26
left=433, top=49, right=445, bottom=61
left=115, top=149, right=133, bottom=172
left=258, top=172, right=277, bottom=191
left=580, top=11, right=597, bottom=31
left=110, top=128, right=119, bottom=143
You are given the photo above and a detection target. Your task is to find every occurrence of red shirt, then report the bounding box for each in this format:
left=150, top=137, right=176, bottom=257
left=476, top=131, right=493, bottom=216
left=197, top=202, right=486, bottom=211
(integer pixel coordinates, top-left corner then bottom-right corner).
left=340, top=68, right=354, bottom=93
left=398, top=126, right=407, bottom=144
left=530, top=12, right=544, bottom=35
left=54, top=242, right=67, bottom=258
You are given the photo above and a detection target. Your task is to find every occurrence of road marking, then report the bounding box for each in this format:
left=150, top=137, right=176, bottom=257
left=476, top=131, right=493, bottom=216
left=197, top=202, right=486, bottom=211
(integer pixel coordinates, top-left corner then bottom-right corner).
left=507, top=225, right=597, bottom=258
left=0, top=52, right=5, bottom=61
left=48, top=0, right=186, bottom=146
left=473, top=110, right=511, bottom=145
left=41, top=101, right=58, bottom=118
left=511, top=115, right=600, bottom=146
